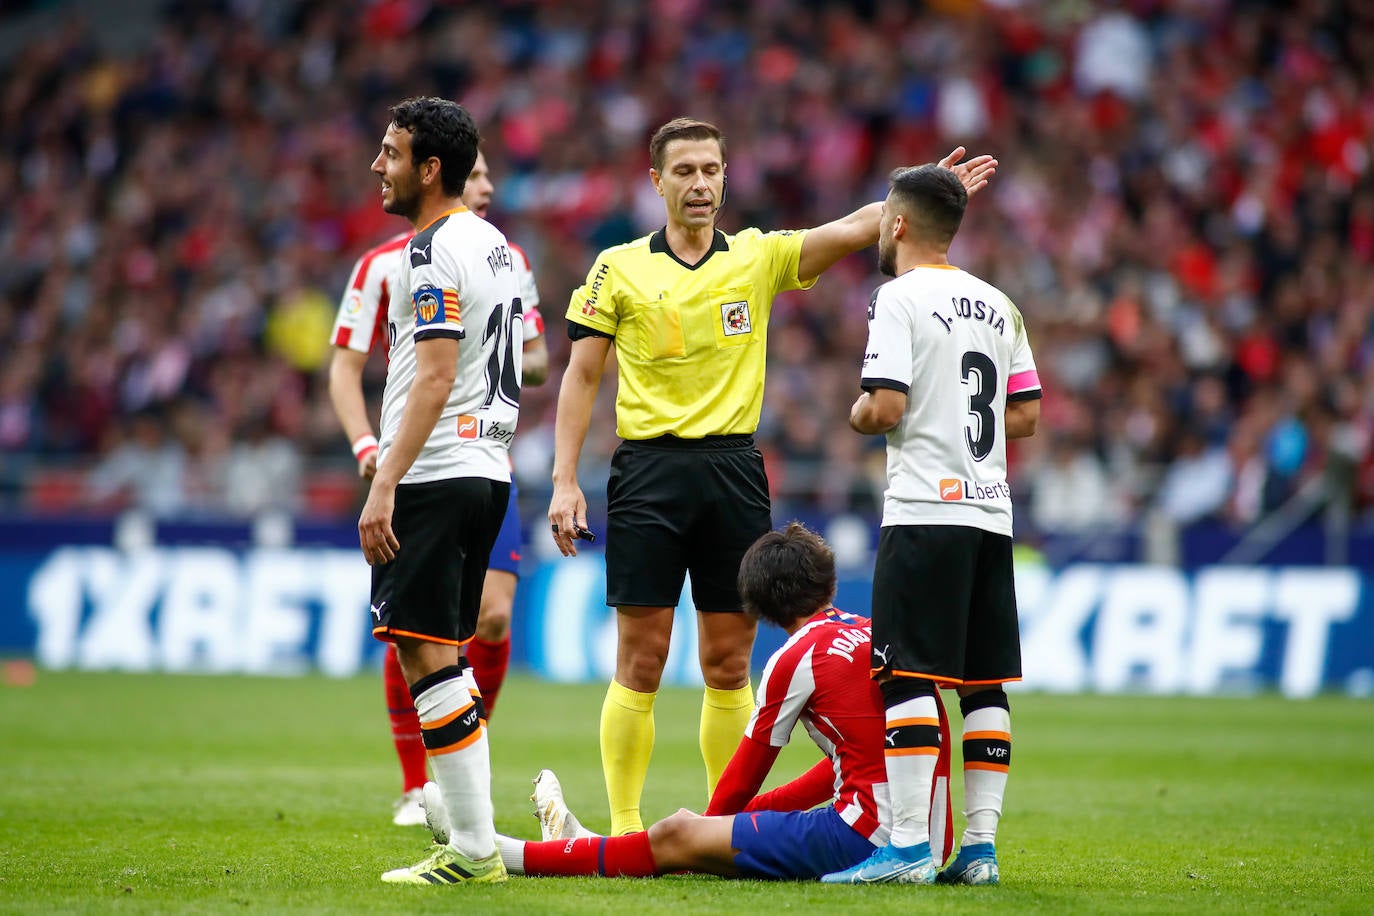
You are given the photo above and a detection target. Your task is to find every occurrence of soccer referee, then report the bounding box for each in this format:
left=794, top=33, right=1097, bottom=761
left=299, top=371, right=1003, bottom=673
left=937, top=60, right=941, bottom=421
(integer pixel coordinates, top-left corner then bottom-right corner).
left=548, top=117, right=997, bottom=836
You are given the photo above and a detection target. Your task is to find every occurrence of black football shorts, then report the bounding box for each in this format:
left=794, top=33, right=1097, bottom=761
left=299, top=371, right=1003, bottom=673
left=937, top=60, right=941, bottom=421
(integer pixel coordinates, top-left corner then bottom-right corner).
left=370, top=476, right=510, bottom=646
left=869, top=524, right=1022, bottom=685
left=605, top=434, right=772, bottom=612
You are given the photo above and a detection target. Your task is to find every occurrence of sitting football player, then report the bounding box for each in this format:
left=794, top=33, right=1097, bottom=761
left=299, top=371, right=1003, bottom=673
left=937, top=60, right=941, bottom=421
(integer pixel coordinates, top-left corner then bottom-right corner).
left=423, top=523, right=954, bottom=882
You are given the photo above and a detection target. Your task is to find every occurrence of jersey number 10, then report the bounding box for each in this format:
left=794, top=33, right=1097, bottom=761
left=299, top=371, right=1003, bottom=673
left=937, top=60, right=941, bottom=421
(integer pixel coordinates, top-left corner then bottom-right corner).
left=481, top=297, right=523, bottom=410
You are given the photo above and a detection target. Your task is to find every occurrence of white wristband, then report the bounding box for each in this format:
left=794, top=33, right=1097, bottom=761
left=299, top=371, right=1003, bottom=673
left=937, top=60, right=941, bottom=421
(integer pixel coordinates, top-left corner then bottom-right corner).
left=351, top=434, right=379, bottom=460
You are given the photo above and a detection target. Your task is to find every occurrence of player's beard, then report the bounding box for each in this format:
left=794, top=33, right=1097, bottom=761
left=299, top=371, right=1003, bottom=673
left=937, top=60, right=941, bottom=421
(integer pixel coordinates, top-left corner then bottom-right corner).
left=385, top=173, right=421, bottom=221
left=878, top=235, right=897, bottom=278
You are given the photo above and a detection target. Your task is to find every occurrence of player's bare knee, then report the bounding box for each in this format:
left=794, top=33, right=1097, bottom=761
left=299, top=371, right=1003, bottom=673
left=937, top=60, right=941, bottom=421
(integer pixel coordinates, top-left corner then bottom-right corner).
left=698, top=633, right=752, bottom=685
left=618, top=652, right=669, bottom=692
left=619, top=634, right=671, bottom=670
left=475, top=601, right=512, bottom=641
left=647, top=808, right=700, bottom=862
left=393, top=637, right=455, bottom=684
left=698, top=615, right=754, bottom=687
left=648, top=808, right=693, bottom=842
left=392, top=636, right=423, bottom=669
left=700, top=653, right=751, bottom=690
left=616, top=610, right=675, bottom=690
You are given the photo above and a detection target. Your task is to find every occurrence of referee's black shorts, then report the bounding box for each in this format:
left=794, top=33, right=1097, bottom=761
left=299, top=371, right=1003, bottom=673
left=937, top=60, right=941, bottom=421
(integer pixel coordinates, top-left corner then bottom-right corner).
left=870, top=523, right=1022, bottom=686
left=605, top=434, right=771, bottom=612
left=370, top=476, right=510, bottom=646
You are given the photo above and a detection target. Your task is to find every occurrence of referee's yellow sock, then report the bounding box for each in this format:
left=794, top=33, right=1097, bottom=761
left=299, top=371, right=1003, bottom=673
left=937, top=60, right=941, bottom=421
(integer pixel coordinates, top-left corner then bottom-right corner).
left=700, top=683, right=755, bottom=798
left=600, top=680, right=656, bottom=836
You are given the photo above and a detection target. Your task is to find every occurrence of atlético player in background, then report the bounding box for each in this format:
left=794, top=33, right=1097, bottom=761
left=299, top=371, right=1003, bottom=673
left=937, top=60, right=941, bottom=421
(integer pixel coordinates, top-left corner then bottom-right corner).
left=328, top=146, right=547, bottom=828
left=472, top=524, right=952, bottom=881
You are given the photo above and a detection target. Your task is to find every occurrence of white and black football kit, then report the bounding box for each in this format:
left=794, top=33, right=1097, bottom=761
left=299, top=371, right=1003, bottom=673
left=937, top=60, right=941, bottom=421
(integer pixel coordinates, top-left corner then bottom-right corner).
left=331, top=230, right=544, bottom=581
left=861, top=265, right=1041, bottom=684
left=371, top=207, right=524, bottom=647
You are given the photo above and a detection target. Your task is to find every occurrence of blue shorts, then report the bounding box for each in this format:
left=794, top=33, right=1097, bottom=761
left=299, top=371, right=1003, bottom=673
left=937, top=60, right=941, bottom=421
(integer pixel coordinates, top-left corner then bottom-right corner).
left=731, top=806, right=877, bottom=880
left=487, top=480, right=522, bottom=576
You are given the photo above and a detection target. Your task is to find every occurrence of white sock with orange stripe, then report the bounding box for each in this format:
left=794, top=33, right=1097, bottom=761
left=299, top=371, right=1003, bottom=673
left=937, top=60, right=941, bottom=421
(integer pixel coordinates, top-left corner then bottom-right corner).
left=959, top=689, right=1011, bottom=847
left=413, top=665, right=494, bottom=859
left=882, top=685, right=942, bottom=848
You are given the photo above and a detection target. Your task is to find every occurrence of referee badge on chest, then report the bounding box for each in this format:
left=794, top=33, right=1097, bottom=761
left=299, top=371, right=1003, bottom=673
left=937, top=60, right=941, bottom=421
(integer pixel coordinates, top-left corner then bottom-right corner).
left=721, top=300, right=751, bottom=336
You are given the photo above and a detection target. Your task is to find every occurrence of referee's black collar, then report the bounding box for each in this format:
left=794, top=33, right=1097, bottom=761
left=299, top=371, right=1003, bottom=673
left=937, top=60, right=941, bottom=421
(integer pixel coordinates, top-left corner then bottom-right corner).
left=650, top=227, right=729, bottom=270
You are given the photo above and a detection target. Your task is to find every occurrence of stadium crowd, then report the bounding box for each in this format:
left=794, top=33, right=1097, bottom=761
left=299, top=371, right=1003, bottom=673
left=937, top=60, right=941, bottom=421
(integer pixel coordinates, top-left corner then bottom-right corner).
left=0, top=0, right=1370, bottom=537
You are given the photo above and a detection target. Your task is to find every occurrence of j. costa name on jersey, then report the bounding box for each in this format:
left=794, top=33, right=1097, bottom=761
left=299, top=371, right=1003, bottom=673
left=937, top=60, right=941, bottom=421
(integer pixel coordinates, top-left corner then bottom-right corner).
left=930, top=296, right=1007, bottom=336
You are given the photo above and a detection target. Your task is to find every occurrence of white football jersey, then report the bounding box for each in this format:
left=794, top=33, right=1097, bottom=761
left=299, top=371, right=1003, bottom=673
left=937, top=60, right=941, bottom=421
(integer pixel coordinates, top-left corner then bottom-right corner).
left=860, top=265, right=1041, bottom=535
left=332, top=233, right=543, bottom=355
left=378, top=207, right=524, bottom=484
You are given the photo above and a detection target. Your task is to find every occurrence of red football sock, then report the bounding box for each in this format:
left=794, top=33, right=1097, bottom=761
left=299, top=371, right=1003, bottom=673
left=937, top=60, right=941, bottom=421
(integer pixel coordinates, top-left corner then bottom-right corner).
left=382, top=646, right=427, bottom=791
left=522, top=833, right=658, bottom=877
left=466, top=637, right=510, bottom=717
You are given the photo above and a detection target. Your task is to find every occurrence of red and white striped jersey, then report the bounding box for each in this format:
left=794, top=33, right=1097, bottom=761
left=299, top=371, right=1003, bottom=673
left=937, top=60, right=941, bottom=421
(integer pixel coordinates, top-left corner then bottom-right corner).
left=745, top=607, right=891, bottom=845
left=331, top=231, right=409, bottom=354
left=331, top=233, right=543, bottom=357
left=510, top=241, right=544, bottom=340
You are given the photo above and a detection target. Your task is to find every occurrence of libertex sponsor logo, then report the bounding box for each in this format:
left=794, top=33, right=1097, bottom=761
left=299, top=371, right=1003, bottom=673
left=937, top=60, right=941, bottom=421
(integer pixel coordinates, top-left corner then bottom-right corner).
left=938, top=478, right=1012, bottom=501
left=456, top=414, right=515, bottom=444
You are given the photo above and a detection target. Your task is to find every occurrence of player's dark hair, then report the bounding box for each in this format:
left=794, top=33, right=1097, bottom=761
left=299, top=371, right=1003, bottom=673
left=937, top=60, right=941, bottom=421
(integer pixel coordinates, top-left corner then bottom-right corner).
left=888, top=163, right=967, bottom=247
left=738, top=522, right=837, bottom=629
left=649, top=118, right=725, bottom=172
left=389, top=97, right=480, bottom=197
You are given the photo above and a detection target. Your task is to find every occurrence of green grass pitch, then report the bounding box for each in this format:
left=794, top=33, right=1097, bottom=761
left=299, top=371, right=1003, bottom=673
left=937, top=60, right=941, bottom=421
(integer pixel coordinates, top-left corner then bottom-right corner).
left=1, top=670, right=1371, bottom=913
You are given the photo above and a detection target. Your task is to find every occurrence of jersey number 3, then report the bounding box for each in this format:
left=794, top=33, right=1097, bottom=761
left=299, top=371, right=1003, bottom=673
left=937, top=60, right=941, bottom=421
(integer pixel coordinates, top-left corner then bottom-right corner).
left=961, top=350, right=997, bottom=462
left=482, top=297, right=523, bottom=409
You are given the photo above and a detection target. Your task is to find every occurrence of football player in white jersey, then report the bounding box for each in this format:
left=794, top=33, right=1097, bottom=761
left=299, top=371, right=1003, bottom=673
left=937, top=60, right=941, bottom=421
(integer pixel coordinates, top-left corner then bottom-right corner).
left=358, top=96, right=520, bottom=886
left=327, top=148, right=547, bottom=829
left=823, top=164, right=1040, bottom=886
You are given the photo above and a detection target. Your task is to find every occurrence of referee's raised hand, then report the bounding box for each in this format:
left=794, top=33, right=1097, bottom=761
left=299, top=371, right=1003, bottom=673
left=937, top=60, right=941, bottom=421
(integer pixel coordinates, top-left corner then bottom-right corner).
left=937, top=146, right=998, bottom=199
left=548, top=481, right=588, bottom=558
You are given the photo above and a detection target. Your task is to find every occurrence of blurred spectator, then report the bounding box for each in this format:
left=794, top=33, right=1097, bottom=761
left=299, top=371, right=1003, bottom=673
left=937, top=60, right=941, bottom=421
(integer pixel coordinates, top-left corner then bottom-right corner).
left=221, top=414, right=302, bottom=517
left=1074, top=2, right=1152, bottom=102
left=86, top=408, right=188, bottom=517
left=1029, top=435, right=1120, bottom=533
left=1155, top=430, right=1233, bottom=526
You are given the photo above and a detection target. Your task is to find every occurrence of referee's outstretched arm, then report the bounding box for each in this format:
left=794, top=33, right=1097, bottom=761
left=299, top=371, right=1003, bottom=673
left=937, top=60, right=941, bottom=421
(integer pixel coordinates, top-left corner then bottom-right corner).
left=797, top=148, right=998, bottom=281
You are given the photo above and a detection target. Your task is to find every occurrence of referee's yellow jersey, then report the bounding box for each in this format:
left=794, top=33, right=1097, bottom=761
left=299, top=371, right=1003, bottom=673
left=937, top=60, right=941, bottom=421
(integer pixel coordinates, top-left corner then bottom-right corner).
left=566, top=226, right=815, bottom=440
